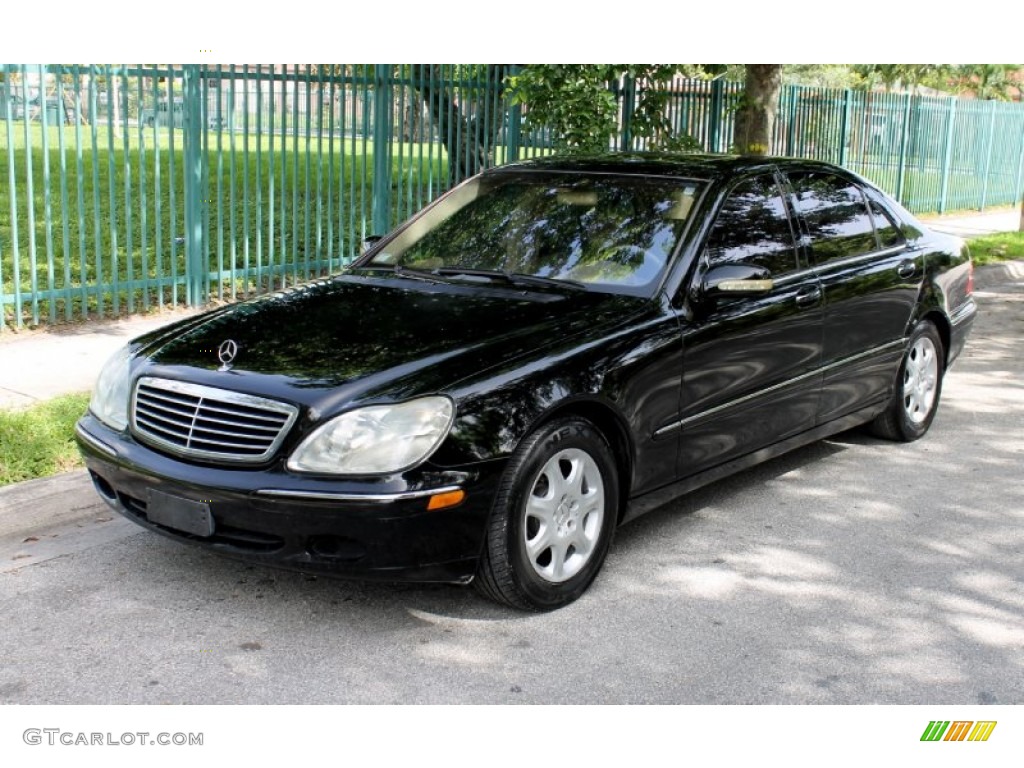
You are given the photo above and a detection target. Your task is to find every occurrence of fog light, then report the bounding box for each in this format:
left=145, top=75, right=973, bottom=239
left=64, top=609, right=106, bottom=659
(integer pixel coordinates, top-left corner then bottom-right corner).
left=427, top=489, right=466, bottom=511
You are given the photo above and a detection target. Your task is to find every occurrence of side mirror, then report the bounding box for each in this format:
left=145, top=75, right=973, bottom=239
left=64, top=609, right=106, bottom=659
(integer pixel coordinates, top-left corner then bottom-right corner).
left=701, top=263, right=774, bottom=299
left=362, top=234, right=384, bottom=253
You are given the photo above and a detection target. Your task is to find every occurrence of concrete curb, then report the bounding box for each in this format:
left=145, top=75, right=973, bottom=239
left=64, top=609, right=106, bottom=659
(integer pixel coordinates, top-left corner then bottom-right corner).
left=0, top=469, right=107, bottom=542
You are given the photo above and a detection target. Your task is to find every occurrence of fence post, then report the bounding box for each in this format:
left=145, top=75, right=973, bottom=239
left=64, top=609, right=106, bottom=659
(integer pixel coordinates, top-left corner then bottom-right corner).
left=708, top=77, right=724, bottom=153
left=894, top=93, right=913, bottom=204
left=2, top=64, right=22, bottom=330
left=619, top=74, right=636, bottom=151
left=182, top=64, right=204, bottom=306
left=785, top=84, right=797, bottom=156
left=372, top=64, right=394, bottom=236
left=938, top=97, right=957, bottom=214
left=980, top=100, right=998, bottom=211
left=838, top=89, right=851, bottom=167
left=506, top=65, right=522, bottom=162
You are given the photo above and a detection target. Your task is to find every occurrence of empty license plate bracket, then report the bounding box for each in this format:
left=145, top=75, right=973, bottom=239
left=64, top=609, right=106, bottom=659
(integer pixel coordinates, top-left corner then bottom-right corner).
left=146, top=490, right=215, bottom=537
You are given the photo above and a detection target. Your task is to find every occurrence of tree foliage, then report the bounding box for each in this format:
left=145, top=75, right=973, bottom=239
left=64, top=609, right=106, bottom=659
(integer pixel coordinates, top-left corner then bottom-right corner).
left=942, top=64, right=1023, bottom=101
left=853, top=64, right=1023, bottom=100
left=509, top=65, right=705, bottom=154
left=783, top=64, right=862, bottom=89
left=852, top=64, right=942, bottom=92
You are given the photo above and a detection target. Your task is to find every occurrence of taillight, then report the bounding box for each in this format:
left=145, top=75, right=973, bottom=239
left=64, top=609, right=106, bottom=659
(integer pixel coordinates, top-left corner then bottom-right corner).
left=966, top=260, right=974, bottom=295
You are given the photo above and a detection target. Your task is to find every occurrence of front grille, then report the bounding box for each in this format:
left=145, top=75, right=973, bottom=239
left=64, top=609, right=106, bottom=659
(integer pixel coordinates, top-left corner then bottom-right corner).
left=131, top=377, right=298, bottom=464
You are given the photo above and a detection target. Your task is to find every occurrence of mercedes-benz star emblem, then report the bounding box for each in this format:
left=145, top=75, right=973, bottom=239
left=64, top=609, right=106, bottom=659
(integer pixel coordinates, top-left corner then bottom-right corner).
left=217, top=339, right=239, bottom=371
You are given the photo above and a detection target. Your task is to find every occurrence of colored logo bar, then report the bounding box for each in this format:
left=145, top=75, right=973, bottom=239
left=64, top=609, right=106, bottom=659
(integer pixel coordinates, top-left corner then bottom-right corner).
left=921, top=721, right=997, bottom=742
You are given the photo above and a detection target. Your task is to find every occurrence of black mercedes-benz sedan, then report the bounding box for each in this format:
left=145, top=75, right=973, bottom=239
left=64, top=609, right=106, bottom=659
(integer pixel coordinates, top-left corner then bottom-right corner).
left=76, top=154, right=977, bottom=610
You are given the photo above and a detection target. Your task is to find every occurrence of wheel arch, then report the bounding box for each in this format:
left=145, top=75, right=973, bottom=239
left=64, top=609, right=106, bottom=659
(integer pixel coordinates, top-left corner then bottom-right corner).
left=920, top=310, right=952, bottom=370
left=530, top=397, right=635, bottom=524
left=910, top=277, right=953, bottom=369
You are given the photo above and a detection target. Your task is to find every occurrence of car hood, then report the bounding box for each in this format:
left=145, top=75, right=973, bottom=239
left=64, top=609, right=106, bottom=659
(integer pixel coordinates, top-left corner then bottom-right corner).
left=133, top=273, right=646, bottom=409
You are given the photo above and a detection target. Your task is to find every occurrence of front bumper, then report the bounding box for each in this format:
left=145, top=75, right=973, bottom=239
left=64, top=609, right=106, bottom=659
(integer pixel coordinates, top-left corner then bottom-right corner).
left=75, top=414, right=506, bottom=583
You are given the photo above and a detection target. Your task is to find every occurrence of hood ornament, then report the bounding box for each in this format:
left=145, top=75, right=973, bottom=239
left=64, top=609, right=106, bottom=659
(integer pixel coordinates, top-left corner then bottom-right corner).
left=217, top=339, right=239, bottom=371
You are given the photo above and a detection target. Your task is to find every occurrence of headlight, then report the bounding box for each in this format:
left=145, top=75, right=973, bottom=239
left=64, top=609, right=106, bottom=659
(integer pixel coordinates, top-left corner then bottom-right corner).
left=89, top=345, right=133, bottom=431
left=287, top=396, right=454, bottom=475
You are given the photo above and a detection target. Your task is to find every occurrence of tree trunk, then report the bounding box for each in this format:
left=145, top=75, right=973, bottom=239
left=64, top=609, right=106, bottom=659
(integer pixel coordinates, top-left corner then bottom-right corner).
left=59, top=76, right=77, bottom=125
left=403, top=94, right=424, bottom=142
left=733, top=64, right=783, bottom=156
left=412, top=64, right=509, bottom=185
left=80, top=75, right=91, bottom=126
left=1019, top=196, right=1023, bottom=233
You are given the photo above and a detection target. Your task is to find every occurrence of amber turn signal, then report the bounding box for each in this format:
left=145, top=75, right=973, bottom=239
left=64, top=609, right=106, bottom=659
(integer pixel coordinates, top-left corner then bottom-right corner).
left=427, top=489, right=466, bottom=511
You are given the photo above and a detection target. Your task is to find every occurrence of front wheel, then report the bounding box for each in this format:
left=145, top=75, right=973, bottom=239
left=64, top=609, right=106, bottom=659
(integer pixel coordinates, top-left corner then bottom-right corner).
left=474, top=417, right=619, bottom=611
left=869, top=320, right=945, bottom=442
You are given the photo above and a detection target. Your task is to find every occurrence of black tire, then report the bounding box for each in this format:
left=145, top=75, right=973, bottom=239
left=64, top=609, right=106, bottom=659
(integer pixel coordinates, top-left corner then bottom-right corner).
left=868, top=320, right=945, bottom=442
left=474, top=417, right=619, bottom=611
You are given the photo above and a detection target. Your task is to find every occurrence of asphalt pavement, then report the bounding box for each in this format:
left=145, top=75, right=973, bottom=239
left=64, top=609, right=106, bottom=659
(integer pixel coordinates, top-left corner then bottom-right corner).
left=0, top=254, right=1021, bottom=704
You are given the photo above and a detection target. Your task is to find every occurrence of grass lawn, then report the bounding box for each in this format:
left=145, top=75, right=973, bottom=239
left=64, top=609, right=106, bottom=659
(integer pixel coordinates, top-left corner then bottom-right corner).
left=1, top=125, right=465, bottom=325
left=967, top=231, right=1024, bottom=265
left=0, top=392, right=90, bottom=486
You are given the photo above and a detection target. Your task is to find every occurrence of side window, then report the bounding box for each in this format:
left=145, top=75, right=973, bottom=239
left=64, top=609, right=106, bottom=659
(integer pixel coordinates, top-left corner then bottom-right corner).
left=704, top=175, right=798, bottom=276
left=868, top=198, right=904, bottom=249
left=788, top=171, right=877, bottom=264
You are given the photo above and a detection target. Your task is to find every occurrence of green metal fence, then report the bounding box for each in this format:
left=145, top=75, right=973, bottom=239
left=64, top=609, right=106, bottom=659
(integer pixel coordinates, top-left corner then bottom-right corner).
left=769, top=87, right=1024, bottom=213
left=3, top=64, right=1024, bottom=331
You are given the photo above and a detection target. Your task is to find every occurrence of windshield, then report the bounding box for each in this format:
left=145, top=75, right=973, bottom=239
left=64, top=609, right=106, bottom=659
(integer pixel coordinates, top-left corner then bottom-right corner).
left=363, top=172, right=702, bottom=295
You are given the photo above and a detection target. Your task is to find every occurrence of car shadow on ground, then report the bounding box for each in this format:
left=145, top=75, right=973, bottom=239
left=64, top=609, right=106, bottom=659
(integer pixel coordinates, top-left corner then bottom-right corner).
left=119, top=431, right=854, bottom=621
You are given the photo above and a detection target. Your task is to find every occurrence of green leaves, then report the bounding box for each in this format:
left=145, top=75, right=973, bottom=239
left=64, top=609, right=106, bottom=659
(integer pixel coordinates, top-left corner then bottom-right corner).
left=510, top=65, right=705, bottom=154
left=511, top=65, right=620, bottom=154
left=852, top=64, right=1023, bottom=100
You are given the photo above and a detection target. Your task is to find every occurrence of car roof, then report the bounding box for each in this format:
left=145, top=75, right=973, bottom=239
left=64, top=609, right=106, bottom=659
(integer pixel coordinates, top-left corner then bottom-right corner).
left=492, top=152, right=849, bottom=183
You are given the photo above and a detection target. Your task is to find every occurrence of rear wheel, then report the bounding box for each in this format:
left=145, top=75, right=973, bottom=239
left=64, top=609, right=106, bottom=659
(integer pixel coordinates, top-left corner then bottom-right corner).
left=474, top=417, right=619, bottom=611
left=869, top=321, right=945, bottom=442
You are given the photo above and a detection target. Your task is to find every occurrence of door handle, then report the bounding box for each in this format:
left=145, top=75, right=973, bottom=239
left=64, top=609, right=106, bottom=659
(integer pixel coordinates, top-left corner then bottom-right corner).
left=795, top=284, right=822, bottom=307
left=897, top=260, right=917, bottom=279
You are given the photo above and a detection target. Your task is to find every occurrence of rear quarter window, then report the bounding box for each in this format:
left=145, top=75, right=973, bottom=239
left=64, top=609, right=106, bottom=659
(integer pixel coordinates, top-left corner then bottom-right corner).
left=868, top=198, right=905, bottom=249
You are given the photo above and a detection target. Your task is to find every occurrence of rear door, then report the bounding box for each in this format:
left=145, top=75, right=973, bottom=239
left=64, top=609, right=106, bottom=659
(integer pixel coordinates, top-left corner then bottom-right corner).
left=674, top=172, right=824, bottom=477
left=782, top=169, right=921, bottom=423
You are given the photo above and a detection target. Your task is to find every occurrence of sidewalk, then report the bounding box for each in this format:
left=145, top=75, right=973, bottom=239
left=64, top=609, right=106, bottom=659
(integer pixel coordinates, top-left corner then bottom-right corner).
left=0, top=309, right=199, bottom=409
left=0, top=207, right=1020, bottom=411
left=919, top=207, right=1021, bottom=238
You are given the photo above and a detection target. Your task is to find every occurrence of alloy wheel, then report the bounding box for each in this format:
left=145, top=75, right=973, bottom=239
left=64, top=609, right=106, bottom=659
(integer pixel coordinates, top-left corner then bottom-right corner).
left=522, top=448, right=605, bottom=583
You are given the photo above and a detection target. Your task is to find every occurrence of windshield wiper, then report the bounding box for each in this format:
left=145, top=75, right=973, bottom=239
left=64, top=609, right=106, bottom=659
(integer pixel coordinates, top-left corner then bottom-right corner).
left=355, top=264, right=458, bottom=284
left=394, top=265, right=454, bottom=283
left=434, top=268, right=587, bottom=292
